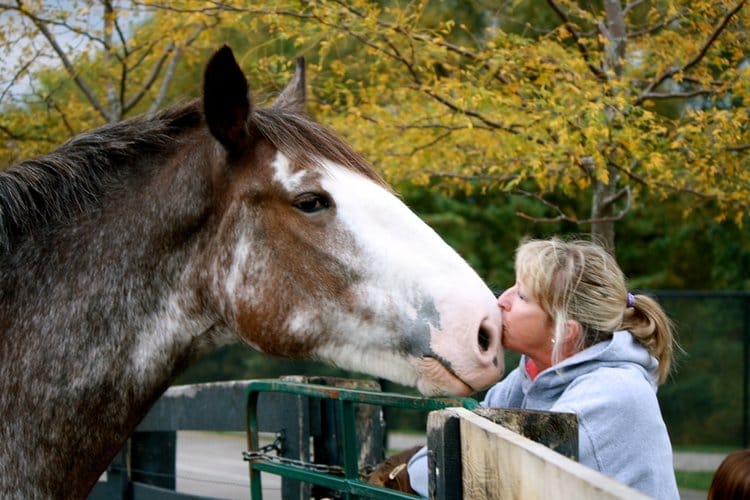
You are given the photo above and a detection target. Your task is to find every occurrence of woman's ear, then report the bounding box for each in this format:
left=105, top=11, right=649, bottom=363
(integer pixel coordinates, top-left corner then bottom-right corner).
left=564, top=320, right=581, bottom=344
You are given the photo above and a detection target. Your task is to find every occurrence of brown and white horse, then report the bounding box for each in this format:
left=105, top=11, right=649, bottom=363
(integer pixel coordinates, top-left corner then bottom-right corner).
left=0, top=46, right=503, bottom=497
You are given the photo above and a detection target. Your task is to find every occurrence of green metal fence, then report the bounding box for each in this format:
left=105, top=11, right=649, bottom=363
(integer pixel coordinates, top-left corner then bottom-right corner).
left=244, top=379, right=479, bottom=499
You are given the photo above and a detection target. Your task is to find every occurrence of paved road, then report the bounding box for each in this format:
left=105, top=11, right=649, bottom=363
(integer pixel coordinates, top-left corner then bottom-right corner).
left=176, top=431, right=268, bottom=499
left=175, top=431, right=722, bottom=499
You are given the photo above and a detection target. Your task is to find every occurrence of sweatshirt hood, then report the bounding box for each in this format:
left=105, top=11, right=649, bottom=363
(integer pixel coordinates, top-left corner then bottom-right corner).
left=521, top=330, right=660, bottom=399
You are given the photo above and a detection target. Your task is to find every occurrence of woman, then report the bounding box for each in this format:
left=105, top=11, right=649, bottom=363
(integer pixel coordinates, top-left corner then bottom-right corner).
left=407, top=237, right=679, bottom=499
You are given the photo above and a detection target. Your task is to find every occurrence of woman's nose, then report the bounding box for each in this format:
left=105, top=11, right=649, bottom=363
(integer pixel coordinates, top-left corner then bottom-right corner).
left=497, top=288, right=510, bottom=310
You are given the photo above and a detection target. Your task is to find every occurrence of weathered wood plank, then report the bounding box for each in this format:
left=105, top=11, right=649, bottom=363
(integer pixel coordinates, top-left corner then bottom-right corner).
left=455, top=408, right=649, bottom=500
left=137, top=380, right=249, bottom=432
left=471, top=407, right=578, bottom=461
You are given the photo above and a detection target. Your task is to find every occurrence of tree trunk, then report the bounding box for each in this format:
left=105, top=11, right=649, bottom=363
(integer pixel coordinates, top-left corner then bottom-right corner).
left=590, top=173, right=617, bottom=256
left=590, top=0, right=627, bottom=256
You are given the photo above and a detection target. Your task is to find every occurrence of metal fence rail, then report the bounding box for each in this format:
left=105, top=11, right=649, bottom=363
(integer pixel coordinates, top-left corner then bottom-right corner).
left=244, top=379, right=479, bottom=500
left=90, top=377, right=580, bottom=499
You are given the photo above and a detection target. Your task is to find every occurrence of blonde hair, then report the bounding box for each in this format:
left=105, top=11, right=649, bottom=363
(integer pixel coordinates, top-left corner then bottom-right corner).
left=514, top=237, right=674, bottom=384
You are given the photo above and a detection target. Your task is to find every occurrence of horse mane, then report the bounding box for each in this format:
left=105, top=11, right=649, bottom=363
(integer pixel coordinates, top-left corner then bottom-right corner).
left=0, top=98, right=386, bottom=255
left=0, top=101, right=203, bottom=254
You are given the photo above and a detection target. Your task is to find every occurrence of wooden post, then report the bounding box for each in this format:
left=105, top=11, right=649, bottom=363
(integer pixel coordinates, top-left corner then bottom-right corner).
left=426, top=409, right=463, bottom=500
left=130, top=431, right=177, bottom=490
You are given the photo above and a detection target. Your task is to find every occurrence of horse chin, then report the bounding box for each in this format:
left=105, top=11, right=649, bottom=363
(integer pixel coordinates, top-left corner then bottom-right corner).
left=414, top=357, right=475, bottom=397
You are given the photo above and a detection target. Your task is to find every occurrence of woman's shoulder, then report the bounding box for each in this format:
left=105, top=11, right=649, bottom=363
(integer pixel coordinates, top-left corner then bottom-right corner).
left=558, top=363, right=658, bottom=411
left=576, top=362, right=654, bottom=385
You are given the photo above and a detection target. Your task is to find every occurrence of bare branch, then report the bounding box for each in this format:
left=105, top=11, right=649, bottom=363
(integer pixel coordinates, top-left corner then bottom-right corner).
left=389, top=128, right=456, bottom=157
left=133, top=1, right=314, bottom=20
left=46, top=95, right=76, bottom=136
left=146, top=22, right=213, bottom=115
left=112, top=6, right=129, bottom=49
left=682, top=0, right=746, bottom=74
left=515, top=187, right=631, bottom=225
left=622, top=0, right=645, bottom=17
left=16, top=0, right=111, bottom=121
left=611, top=157, right=649, bottom=187
left=126, top=39, right=161, bottom=73
left=514, top=189, right=579, bottom=223
left=639, top=88, right=718, bottom=101
left=124, top=43, right=174, bottom=114
left=0, top=50, right=39, bottom=102
left=382, top=33, right=421, bottom=84
left=5, top=2, right=111, bottom=48
left=601, top=184, right=631, bottom=212
left=626, top=14, right=682, bottom=39
left=635, top=0, right=746, bottom=106
left=0, top=123, right=25, bottom=141
left=417, top=87, right=548, bottom=145
left=148, top=0, right=513, bottom=87
left=427, top=170, right=518, bottom=184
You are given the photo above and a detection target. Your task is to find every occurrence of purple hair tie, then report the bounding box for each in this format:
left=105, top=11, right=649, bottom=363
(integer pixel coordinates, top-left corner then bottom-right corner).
left=627, top=292, right=636, bottom=308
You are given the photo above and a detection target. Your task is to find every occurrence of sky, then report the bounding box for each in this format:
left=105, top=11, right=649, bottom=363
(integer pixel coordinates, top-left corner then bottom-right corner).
left=0, top=2, right=147, bottom=105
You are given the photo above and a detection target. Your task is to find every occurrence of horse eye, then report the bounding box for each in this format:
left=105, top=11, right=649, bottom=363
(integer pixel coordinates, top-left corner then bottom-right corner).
left=293, top=193, right=331, bottom=214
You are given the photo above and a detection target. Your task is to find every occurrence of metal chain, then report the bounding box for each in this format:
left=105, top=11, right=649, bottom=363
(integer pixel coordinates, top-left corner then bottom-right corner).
left=244, top=451, right=346, bottom=475
left=243, top=432, right=346, bottom=476
left=243, top=431, right=285, bottom=458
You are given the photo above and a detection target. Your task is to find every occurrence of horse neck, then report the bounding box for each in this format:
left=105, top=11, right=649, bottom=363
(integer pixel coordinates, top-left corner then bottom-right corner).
left=0, top=147, right=226, bottom=496
left=4, top=160, right=217, bottom=374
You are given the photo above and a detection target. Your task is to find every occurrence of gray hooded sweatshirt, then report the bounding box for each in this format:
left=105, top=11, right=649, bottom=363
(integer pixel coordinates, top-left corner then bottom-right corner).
left=407, top=331, right=679, bottom=499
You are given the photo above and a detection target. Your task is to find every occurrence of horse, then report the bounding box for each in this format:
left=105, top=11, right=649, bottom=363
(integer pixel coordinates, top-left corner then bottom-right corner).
left=0, top=45, right=503, bottom=498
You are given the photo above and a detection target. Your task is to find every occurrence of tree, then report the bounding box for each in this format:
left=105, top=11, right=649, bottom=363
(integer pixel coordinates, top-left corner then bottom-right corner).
left=202, top=0, right=749, bottom=253
left=2, top=1, right=748, bottom=254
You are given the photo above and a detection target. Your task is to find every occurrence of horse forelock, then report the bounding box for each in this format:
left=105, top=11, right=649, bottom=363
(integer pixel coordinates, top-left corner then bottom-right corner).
left=0, top=101, right=203, bottom=255
left=252, top=108, right=388, bottom=189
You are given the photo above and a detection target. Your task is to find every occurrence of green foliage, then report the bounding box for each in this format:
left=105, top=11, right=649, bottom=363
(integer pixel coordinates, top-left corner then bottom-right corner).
left=615, top=195, right=750, bottom=290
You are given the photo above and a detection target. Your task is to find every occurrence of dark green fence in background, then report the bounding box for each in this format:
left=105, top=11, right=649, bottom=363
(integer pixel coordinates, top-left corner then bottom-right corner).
left=653, top=291, right=750, bottom=448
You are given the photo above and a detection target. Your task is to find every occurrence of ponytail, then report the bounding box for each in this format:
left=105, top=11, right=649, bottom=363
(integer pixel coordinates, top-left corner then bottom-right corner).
left=620, top=294, right=675, bottom=385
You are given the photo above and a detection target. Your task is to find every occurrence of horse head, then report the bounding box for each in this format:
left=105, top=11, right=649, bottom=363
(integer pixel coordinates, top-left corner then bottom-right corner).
left=199, top=46, right=503, bottom=396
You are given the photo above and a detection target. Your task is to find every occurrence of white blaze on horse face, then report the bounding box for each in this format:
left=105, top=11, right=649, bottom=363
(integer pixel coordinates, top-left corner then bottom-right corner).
left=311, top=160, right=504, bottom=396
left=272, top=151, right=306, bottom=191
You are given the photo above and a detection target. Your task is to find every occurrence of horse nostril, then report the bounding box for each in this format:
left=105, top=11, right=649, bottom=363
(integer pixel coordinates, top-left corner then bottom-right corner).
left=478, top=325, right=491, bottom=352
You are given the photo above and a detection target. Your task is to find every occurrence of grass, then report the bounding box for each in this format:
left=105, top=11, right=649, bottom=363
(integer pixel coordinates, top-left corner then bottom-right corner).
left=675, top=470, right=715, bottom=492
left=673, top=445, right=738, bottom=454
left=672, top=445, right=736, bottom=492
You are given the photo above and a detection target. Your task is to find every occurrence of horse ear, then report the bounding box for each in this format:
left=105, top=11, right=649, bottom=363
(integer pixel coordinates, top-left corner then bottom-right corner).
left=272, top=57, right=306, bottom=113
left=203, top=45, right=252, bottom=155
